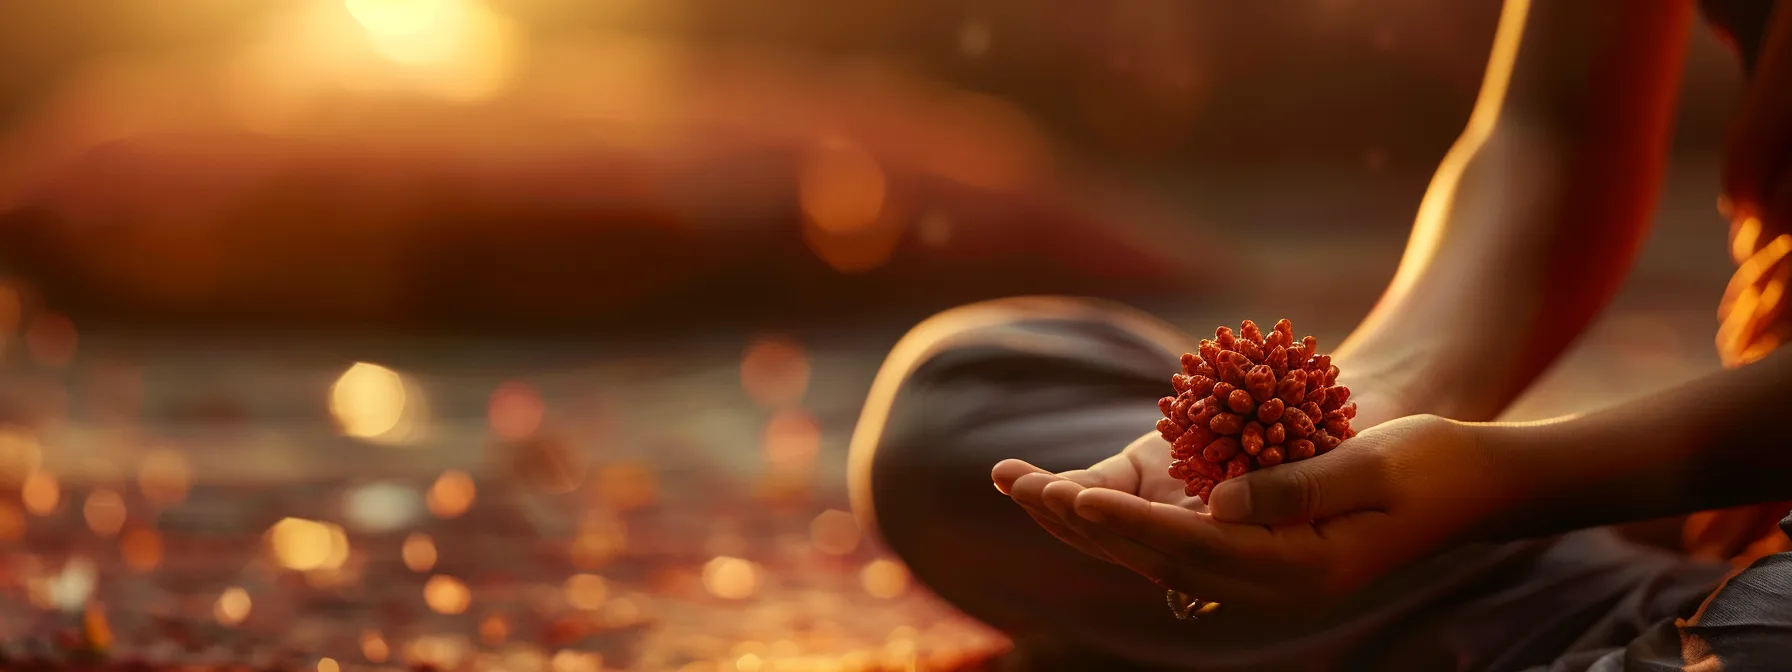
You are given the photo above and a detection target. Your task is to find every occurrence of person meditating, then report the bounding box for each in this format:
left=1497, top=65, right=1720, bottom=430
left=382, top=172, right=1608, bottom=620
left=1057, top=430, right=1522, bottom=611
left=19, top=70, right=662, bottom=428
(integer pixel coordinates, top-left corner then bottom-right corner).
left=848, top=0, right=1792, bottom=669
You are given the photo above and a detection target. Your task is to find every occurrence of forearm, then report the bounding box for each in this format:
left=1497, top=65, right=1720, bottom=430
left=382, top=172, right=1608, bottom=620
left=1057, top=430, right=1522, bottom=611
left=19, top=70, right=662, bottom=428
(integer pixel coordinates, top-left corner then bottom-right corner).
left=1479, top=348, right=1792, bottom=541
left=1336, top=0, right=1692, bottom=421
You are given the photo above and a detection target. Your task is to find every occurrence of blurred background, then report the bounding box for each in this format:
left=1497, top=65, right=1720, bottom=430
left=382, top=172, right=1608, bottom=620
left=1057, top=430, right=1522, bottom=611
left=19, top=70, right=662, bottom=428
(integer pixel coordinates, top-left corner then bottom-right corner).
left=0, top=0, right=1754, bottom=670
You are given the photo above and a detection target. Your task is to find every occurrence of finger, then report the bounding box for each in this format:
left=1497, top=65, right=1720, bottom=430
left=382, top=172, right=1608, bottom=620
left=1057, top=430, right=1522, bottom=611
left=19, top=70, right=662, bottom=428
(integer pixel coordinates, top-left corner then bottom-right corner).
left=1058, top=505, right=1267, bottom=604
left=1072, top=487, right=1273, bottom=571
left=1207, top=432, right=1392, bottom=526
left=1018, top=500, right=1115, bottom=563
left=1039, top=479, right=1084, bottom=519
left=1056, top=451, right=1140, bottom=494
left=1008, top=472, right=1058, bottom=509
left=1006, top=473, right=1114, bottom=562
left=992, top=459, right=1048, bottom=495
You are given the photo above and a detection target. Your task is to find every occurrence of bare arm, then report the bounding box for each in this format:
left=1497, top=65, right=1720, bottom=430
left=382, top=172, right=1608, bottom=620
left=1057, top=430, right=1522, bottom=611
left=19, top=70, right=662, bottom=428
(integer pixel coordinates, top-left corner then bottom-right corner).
left=1338, top=0, right=1694, bottom=421
left=1482, top=346, right=1792, bottom=540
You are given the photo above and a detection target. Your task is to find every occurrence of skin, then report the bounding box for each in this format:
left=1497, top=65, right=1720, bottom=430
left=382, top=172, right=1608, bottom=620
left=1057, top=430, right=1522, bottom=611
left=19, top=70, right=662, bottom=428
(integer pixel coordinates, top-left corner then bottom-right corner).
left=995, top=0, right=1792, bottom=621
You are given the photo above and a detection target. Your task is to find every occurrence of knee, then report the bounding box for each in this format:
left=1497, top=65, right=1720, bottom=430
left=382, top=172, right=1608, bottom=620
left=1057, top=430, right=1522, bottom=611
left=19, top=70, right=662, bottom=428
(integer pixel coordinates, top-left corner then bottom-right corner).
left=844, top=300, right=1020, bottom=543
left=845, top=296, right=1185, bottom=544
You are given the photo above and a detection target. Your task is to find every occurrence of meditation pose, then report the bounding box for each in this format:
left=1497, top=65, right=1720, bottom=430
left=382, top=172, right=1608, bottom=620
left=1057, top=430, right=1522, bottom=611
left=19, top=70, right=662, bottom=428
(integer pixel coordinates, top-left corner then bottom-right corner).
left=849, top=1, right=1792, bottom=669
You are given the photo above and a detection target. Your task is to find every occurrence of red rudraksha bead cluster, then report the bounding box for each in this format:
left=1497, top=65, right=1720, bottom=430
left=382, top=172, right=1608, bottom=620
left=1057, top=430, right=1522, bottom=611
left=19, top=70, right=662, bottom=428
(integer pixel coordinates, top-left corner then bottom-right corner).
left=1157, top=319, right=1357, bottom=502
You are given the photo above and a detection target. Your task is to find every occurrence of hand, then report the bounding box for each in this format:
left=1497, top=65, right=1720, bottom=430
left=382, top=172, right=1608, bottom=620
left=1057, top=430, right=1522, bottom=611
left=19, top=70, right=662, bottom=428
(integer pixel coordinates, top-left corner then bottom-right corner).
left=991, top=378, right=1407, bottom=565
left=1003, top=415, right=1504, bottom=617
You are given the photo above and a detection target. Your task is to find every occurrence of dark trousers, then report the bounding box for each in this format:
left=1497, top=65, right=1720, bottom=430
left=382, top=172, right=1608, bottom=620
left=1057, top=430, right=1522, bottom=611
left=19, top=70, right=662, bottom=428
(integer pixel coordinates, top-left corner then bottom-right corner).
left=848, top=297, right=1792, bottom=671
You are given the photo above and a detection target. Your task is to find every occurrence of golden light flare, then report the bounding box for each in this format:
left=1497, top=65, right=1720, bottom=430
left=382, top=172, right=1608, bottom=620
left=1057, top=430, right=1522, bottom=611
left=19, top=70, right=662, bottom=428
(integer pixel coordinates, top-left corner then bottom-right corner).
left=363, top=630, right=391, bottom=663
left=762, top=410, right=822, bottom=473
left=215, top=586, right=252, bottom=626
left=120, top=528, right=163, bottom=572
left=426, top=469, right=476, bottom=518
left=564, top=573, right=609, bottom=611
left=402, top=532, right=438, bottom=572
left=137, top=448, right=193, bottom=507
left=860, top=559, right=910, bottom=599
left=342, top=0, right=521, bottom=101
left=344, top=0, right=446, bottom=37
left=267, top=517, right=351, bottom=571
left=809, top=509, right=861, bottom=556
left=83, top=488, right=127, bottom=537
left=22, top=470, right=59, bottom=516
left=424, top=574, right=471, bottom=614
left=24, top=313, right=78, bottom=368
left=317, top=658, right=341, bottom=672
left=739, top=337, right=811, bottom=408
left=701, top=557, right=759, bottom=600
left=489, top=381, right=544, bottom=441
left=0, top=502, right=23, bottom=542
left=330, top=362, right=416, bottom=443
left=799, top=135, right=887, bottom=234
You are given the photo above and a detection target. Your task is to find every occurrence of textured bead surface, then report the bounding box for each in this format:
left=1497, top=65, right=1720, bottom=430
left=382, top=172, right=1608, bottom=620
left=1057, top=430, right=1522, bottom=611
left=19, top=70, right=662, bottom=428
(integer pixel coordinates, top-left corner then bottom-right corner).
left=1158, top=319, right=1355, bottom=503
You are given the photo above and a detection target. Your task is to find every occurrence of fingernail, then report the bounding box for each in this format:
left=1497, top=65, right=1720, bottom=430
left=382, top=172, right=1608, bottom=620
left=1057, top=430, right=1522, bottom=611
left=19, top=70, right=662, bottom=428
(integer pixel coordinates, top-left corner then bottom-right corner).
left=1208, top=480, right=1250, bottom=521
left=994, top=481, right=1010, bottom=495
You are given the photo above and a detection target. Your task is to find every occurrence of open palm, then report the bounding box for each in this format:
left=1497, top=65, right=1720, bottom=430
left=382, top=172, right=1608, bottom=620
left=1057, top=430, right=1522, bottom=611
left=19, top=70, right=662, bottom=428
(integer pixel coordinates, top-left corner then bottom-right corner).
left=992, top=385, right=1404, bottom=562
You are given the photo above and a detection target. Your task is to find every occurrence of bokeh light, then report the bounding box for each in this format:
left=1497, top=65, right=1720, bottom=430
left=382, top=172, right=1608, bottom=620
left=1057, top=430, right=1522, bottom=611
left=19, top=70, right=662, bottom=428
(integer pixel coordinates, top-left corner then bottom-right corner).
left=570, top=509, right=628, bottom=569
left=136, top=448, right=192, bottom=507
left=564, top=573, right=609, bottom=610
left=426, top=469, right=476, bottom=518
left=478, top=613, right=509, bottom=645
left=21, top=470, right=59, bottom=516
left=215, top=586, right=252, bottom=626
left=799, top=135, right=887, bottom=234
left=330, top=362, right=412, bottom=443
left=403, top=532, right=438, bottom=572
left=809, top=509, right=861, bottom=556
left=739, top=337, right=811, bottom=408
left=317, top=658, right=341, bottom=672
left=120, top=528, right=162, bottom=571
left=343, top=481, right=426, bottom=532
left=701, top=557, right=759, bottom=600
left=363, top=630, right=391, bottom=663
left=83, top=488, right=127, bottom=537
left=552, top=650, right=603, bottom=672
left=762, top=410, right=822, bottom=473
left=860, top=559, right=910, bottom=599
left=268, top=517, right=351, bottom=571
left=489, top=381, right=544, bottom=441
left=424, top=574, right=472, bottom=614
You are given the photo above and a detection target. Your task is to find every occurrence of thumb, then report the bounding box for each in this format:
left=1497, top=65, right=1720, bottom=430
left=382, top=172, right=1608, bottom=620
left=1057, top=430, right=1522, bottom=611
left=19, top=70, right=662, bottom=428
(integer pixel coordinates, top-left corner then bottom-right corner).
left=1207, top=444, right=1385, bottom=525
